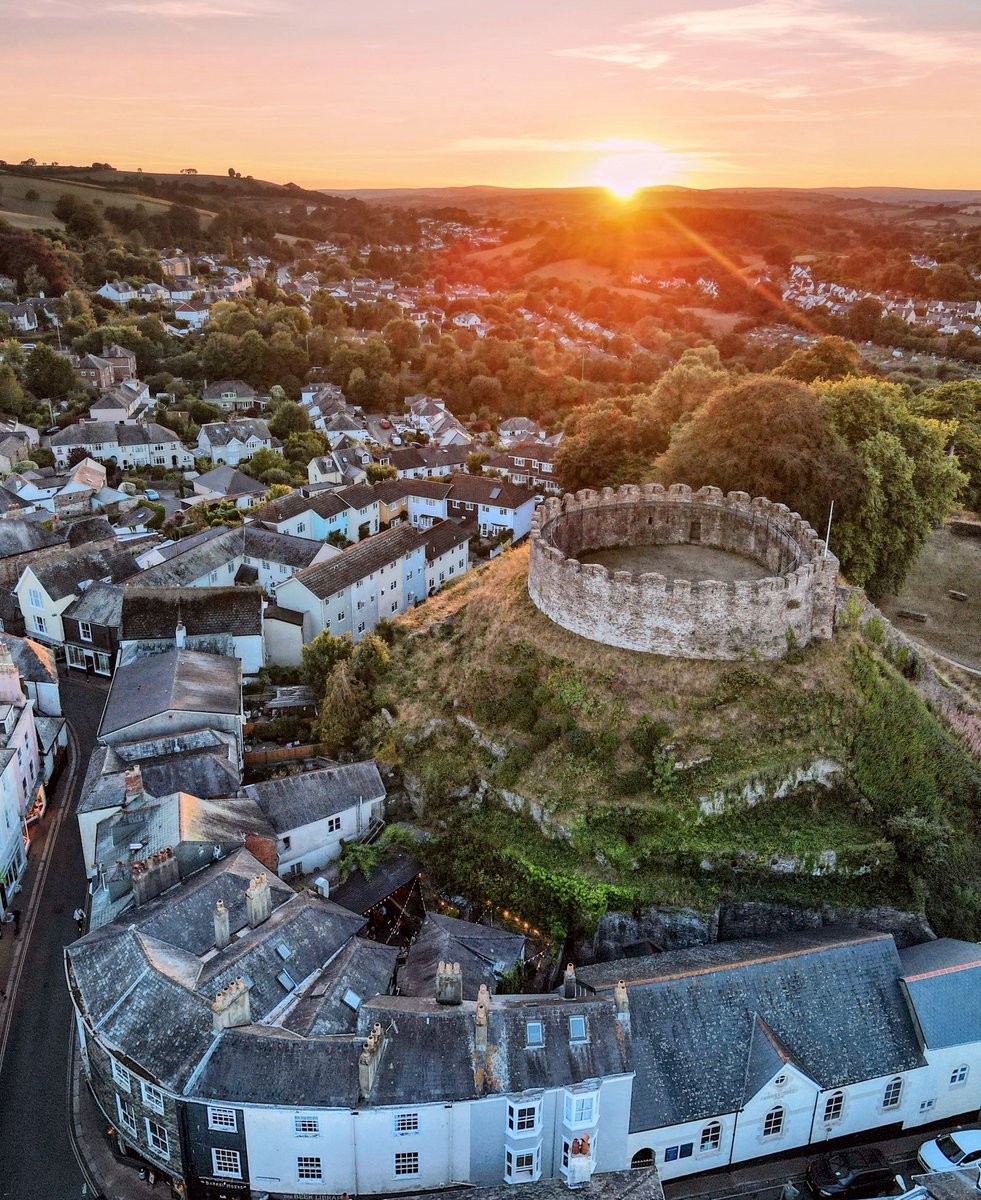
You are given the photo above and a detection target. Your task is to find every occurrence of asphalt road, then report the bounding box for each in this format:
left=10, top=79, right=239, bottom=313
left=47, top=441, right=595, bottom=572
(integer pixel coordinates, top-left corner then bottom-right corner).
left=0, top=672, right=107, bottom=1200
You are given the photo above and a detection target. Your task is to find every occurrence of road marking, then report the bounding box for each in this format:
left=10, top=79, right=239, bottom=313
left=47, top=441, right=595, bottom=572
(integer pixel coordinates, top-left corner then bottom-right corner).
left=66, top=1011, right=98, bottom=1195
left=0, top=719, right=80, bottom=1076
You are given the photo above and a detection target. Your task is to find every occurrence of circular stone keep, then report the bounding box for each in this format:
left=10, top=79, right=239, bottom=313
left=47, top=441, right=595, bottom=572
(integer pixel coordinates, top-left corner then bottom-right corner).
left=527, top=483, right=839, bottom=660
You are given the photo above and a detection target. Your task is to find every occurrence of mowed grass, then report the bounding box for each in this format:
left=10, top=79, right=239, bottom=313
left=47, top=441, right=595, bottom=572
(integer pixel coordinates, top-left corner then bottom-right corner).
left=880, top=525, right=981, bottom=671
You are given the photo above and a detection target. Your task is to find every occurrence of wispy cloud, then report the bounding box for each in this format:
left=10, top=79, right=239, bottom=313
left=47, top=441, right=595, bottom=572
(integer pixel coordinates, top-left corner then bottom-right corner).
left=554, top=43, right=671, bottom=70
left=556, top=0, right=981, bottom=101
left=634, top=0, right=980, bottom=65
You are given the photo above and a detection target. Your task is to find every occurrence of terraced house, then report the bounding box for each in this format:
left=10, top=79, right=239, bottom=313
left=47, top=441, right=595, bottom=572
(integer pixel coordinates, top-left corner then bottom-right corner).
left=49, top=421, right=195, bottom=472
left=66, top=852, right=981, bottom=1200
left=196, top=419, right=278, bottom=467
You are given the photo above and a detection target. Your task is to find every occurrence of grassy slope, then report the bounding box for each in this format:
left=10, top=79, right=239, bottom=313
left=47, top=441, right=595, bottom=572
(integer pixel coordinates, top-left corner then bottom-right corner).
left=0, top=169, right=214, bottom=225
left=375, top=545, right=981, bottom=938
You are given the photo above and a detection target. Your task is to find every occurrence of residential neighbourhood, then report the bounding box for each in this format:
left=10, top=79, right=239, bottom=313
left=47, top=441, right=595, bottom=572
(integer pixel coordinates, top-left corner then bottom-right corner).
left=1, top=111, right=981, bottom=1200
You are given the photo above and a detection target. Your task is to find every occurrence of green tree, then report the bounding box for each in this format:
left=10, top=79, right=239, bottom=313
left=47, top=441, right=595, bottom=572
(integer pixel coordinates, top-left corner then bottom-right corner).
left=366, top=463, right=397, bottom=483
left=350, top=632, right=390, bottom=688
left=656, top=375, right=858, bottom=535
left=0, top=363, right=30, bottom=419
left=383, top=317, right=420, bottom=363
left=466, top=450, right=491, bottom=475
left=24, top=343, right=76, bottom=400
left=775, top=337, right=862, bottom=384
left=913, top=380, right=981, bottom=513
left=315, top=660, right=371, bottom=754
left=301, top=631, right=353, bottom=695
left=241, top=447, right=291, bottom=481
left=819, top=378, right=966, bottom=597
left=283, top=430, right=326, bottom=464
left=268, top=401, right=311, bottom=439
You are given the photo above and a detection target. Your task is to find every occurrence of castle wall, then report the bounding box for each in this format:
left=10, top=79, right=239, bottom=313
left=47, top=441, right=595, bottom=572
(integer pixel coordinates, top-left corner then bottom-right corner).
left=528, top=484, right=838, bottom=660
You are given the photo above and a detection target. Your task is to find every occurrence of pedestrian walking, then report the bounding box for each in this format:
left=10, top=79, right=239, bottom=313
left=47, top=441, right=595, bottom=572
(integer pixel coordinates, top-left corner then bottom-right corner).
left=11, top=908, right=20, bottom=937
left=73, top=907, right=85, bottom=936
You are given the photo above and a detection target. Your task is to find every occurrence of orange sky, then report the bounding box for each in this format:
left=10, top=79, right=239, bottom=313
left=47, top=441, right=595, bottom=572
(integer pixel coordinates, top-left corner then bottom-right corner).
left=3, top=1, right=980, bottom=191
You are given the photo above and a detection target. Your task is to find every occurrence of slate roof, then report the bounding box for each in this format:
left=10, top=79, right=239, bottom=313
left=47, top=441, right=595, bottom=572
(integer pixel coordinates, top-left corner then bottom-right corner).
left=49, top=421, right=184, bottom=448
left=132, top=525, right=321, bottom=587
left=121, top=586, right=263, bottom=640
left=0, top=633, right=57, bottom=683
left=77, top=740, right=241, bottom=816
left=900, top=938, right=981, bottom=1049
left=423, top=518, right=474, bottom=562
left=0, top=519, right=64, bottom=559
left=203, top=380, right=256, bottom=401
left=263, top=603, right=304, bottom=627
left=99, top=648, right=241, bottom=737
left=189, top=1029, right=362, bottom=1107
left=290, top=523, right=425, bottom=599
left=65, top=516, right=115, bottom=547
left=581, top=932, right=926, bottom=1133
left=28, top=548, right=137, bottom=601
left=245, top=761, right=385, bottom=835
left=194, top=465, right=266, bottom=496
left=199, top=419, right=272, bottom=447
left=281, top=937, right=400, bottom=1036
left=330, top=851, right=422, bottom=915
left=399, top=913, right=525, bottom=1000
left=446, top=473, right=537, bottom=509
left=63, top=582, right=124, bottom=629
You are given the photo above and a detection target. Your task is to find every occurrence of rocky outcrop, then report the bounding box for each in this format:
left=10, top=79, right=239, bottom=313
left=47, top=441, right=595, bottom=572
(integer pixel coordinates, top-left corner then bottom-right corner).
left=580, top=899, right=934, bottom=962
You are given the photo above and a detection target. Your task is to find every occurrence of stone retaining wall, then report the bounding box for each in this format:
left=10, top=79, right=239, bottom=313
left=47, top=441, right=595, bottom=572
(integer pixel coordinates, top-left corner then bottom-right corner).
left=528, top=483, right=839, bottom=660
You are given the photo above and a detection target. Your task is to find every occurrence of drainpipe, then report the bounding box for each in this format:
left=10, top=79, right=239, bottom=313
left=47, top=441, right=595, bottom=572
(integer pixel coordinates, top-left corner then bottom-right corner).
left=807, top=1089, right=823, bottom=1149
left=728, top=1109, right=741, bottom=1167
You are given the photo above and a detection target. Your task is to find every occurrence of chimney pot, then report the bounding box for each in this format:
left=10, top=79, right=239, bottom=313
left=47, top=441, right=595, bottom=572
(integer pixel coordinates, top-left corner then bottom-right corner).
left=246, top=872, right=272, bottom=927
left=614, top=979, right=629, bottom=1015
left=475, top=1001, right=489, bottom=1052
left=212, top=976, right=251, bottom=1031
left=358, top=1023, right=385, bottom=1097
left=435, top=960, right=463, bottom=1006
left=563, top=963, right=577, bottom=1000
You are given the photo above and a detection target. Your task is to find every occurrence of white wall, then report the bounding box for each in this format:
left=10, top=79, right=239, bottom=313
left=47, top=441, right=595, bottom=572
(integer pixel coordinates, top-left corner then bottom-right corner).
left=278, top=797, right=384, bottom=876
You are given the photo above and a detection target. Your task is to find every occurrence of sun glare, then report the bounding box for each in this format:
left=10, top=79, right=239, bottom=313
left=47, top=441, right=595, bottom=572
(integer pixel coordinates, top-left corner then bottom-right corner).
left=589, top=146, right=682, bottom=200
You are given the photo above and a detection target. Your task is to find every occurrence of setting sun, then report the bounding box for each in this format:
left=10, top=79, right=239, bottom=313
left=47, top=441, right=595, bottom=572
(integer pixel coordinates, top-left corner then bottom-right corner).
left=586, top=143, right=685, bottom=198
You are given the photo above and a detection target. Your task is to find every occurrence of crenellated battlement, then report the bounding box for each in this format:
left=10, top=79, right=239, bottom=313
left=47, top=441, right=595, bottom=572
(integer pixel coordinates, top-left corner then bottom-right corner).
left=528, top=482, right=838, bottom=660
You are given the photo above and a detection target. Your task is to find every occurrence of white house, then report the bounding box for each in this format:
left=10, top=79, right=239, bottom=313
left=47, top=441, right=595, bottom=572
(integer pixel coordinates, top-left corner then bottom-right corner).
left=0, top=643, right=45, bottom=922
left=196, top=419, right=277, bottom=467
left=96, top=281, right=140, bottom=305
left=15, top=546, right=137, bottom=646
left=49, top=422, right=194, bottom=472
left=244, top=761, right=386, bottom=878
left=118, top=586, right=266, bottom=678
left=274, top=523, right=427, bottom=644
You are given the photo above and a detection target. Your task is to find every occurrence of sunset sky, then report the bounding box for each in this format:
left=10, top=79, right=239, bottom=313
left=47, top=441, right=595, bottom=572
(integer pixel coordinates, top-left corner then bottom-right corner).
left=4, top=0, right=980, bottom=191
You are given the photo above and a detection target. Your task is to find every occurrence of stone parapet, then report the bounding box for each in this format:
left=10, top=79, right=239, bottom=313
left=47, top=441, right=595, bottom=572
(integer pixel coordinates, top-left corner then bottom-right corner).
left=528, top=483, right=838, bottom=659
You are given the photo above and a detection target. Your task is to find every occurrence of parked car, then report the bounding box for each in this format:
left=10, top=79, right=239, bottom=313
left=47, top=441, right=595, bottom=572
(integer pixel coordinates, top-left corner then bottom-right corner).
left=918, top=1130, right=981, bottom=1173
left=379, top=419, right=392, bottom=429
left=144, top=489, right=160, bottom=501
left=805, top=1148, right=896, bottom=1199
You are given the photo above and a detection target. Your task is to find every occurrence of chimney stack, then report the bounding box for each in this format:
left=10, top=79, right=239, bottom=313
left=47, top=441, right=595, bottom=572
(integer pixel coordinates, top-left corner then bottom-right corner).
left=614, top=979, right=630, bottom=1019
left=123, top=764, right=144, bottom=807
left=358, top=1023, right=385, bottom=1097
left=214, top=899, right=230, bottom=950
left=435, top=961, right=463, bottom=1006
left=132, top=848, right=179, bottom=907
left=563, top=963, right=578, bottom=1000
left=212, top=977, right=251, bottom=1031
left=246, top=873, right=272, bottom=928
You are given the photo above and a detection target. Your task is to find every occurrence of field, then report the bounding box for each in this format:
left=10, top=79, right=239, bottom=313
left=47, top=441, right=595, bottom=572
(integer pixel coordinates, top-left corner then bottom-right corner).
left=880, top=526, right=981, bottom=672
left=0, top=169, right=213, bottom=226
left=378, top=544, right=981, bottom=940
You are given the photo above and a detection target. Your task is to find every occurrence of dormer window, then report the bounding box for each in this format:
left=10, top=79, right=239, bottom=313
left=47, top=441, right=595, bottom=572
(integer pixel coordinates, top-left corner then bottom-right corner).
left=526, top=1021, right=544, bottom=1049
left=568, top=1016, right=588, bottom=1044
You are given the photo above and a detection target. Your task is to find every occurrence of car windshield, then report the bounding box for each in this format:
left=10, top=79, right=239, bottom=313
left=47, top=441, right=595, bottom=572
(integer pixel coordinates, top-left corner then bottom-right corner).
left=828, top=1156, right=853, bottom=1180
left=936, top=1135, right=965, bottom=1164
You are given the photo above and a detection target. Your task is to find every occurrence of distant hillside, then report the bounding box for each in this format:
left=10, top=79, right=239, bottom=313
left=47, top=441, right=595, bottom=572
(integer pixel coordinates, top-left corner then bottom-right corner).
left=0, top=168, right=205, bottom=232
